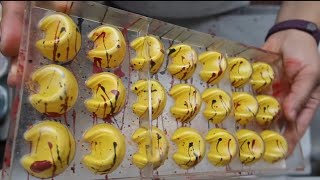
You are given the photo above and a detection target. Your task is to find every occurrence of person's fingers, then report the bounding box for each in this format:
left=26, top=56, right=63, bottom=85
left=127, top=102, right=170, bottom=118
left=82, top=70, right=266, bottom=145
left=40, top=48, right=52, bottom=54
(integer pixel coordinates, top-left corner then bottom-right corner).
left=283, top=86, right=320, bottom=155
left=283, top=121, right=298, bottom=155
left=282, top=64, right=318, bottom=121
left=7, top=57, right=17, bottom=87
left=0, top=1, right=73, bottom=57
left=296, top=85, right=320, bottom=135
left=0, top=1, right=74, bottom=54
left=3, top=1, right=74, bottom=87
left=36, top=1, right=75, bottom=14
left=261, top=37, right=281, bottom=53
left=0, top=1, right=26, bottom=57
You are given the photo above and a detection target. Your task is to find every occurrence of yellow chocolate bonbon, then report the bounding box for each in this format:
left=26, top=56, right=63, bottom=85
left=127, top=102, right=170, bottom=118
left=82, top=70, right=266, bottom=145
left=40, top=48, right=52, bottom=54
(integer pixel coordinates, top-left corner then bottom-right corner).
left=84, top=72, right=126, bottom=118
left=261, top=130, right=288, bottom=164
left=82, top=123, right=126, bottom=174
left=130, top=35, right=165, bottom=74
left=29, top=64, right=78, bottom=116
left=36, top=13, right=81, bottom=62
left=228, top=57, right=252, bottom=88
left=132, top=126, right=169, bottom=169
left=202, top=88, right=232, bottom=124
left=169, top=84, right=202, bottom=122
left=206, top=128, right=237, bottom=166
left=87, top=25, right=126, bottom=68
left=168, top=44, right=197, bottom=80
left=236, top=129, right=265, bottom=165
left=199, top=51, right=227, bottom=85
left=131, top=79, right=167, bottom=120
left=251, top=62, right=275, bottom=92
left=20, top=121, right=75, bottom=179
left=232, top=92, right=258, bottom=125
left=256, top=95, right=280, bottom=126
left=172, top=127, right=205, bottom=169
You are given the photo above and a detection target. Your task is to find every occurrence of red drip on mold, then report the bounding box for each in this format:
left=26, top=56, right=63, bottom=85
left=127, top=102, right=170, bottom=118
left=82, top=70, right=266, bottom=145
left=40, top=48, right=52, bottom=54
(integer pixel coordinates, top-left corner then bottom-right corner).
left=114, top=66, right=125, bottom=78
left=30, top=160, right=52, bottom=173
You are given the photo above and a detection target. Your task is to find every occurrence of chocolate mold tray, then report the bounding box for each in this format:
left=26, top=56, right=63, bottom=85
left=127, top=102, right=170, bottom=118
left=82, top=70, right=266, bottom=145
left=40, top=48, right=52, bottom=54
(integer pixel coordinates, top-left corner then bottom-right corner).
left=1, top=1, right=304, bottom=180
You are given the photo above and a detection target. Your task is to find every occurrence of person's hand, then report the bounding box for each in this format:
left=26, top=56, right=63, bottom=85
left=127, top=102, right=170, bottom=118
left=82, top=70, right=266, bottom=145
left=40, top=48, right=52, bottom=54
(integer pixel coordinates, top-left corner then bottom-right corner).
left=0, top=1, right=25, bottom=87
left=0, top=1, right=72, bottom=87
left=262, top=29, right=320, bottom=154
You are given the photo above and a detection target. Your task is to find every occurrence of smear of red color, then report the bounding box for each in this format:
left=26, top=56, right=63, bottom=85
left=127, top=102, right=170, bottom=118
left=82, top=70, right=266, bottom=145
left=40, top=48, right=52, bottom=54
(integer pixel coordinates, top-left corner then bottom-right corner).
left=121, top=18, right=142, bottom=34
left=103, top=116, right=113, bottom=124
left=284, top=59, right=302, bottom=69
left=170, top=75, right=175, bottom=89
left=92, top=112, right=98, bottom=125
left=272, top=80, right=282, bottom=98
left=30, top=160, right=53, bottom=173
left=114, top=66, right=125, bottom=78
left=48, top=142, right=53, bottom=149
left=63, top=113, right=69, bottom=126
left=11, top=96, right=20, bottom=123
left=3, top=96, right=20, bottom=169
left=93, top=57, right=103, bottom=73
left=45, top=112, right=63, bottom=118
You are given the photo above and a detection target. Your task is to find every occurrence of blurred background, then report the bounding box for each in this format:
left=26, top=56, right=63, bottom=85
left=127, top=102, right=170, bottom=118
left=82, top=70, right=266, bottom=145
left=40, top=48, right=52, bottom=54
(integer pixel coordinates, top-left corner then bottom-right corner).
left=0, top=1, right=319, bottom=179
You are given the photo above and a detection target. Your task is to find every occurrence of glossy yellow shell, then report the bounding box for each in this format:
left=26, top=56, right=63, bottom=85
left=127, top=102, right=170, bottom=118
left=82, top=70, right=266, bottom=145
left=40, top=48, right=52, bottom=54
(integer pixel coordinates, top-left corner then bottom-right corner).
left=256, top=95, right=280, bottom=126
left=261, top=130, right=288, bottom=164
left=168, top=44, right=197, bottom=80
left=232, top=92, right=258, bottom=125
left=236, top=129, right=265, bottom=165
left=131, top=79, right=167, bottom=120
left=87, top=25, right=126, bottom=68
left=228, top=57, right=252, bottom=88
left=169, top=84, right=202, bottom=122
left=202, top=88, right=232, bottom=124
left=130, top=35, right=165, bottom=74
left=36, top=13, right=81, bottom=62
left=132, top=126, right=169, bottom=169
left=206, top=128, right=237, bottom=166
left=172, top=127, right=205, bottom=169
left=20, top=121, right=75, bottom=179
left=84, top=72, right=126, bottom=118
left=199, top=51, right=227, bottom=85
left=251, top=62, right=275, bottom=92
left=29, top=64, right=78, bottom=116
left=82, top=123, right=126, bottom=174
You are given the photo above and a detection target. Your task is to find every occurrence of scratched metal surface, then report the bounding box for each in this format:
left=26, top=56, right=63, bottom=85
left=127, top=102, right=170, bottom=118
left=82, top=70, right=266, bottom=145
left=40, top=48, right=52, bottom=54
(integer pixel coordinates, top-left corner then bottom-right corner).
left=1, top=1, right=305, bottom=180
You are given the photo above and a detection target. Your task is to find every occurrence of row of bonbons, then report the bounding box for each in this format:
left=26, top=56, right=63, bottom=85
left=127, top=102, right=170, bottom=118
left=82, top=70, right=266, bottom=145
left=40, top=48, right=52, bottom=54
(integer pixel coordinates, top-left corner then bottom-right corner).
left=36, top=12, right=275, bottom=93
left=20, top=120, right=287, bottom=179
left=29, top=64, right=279, bottom=129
